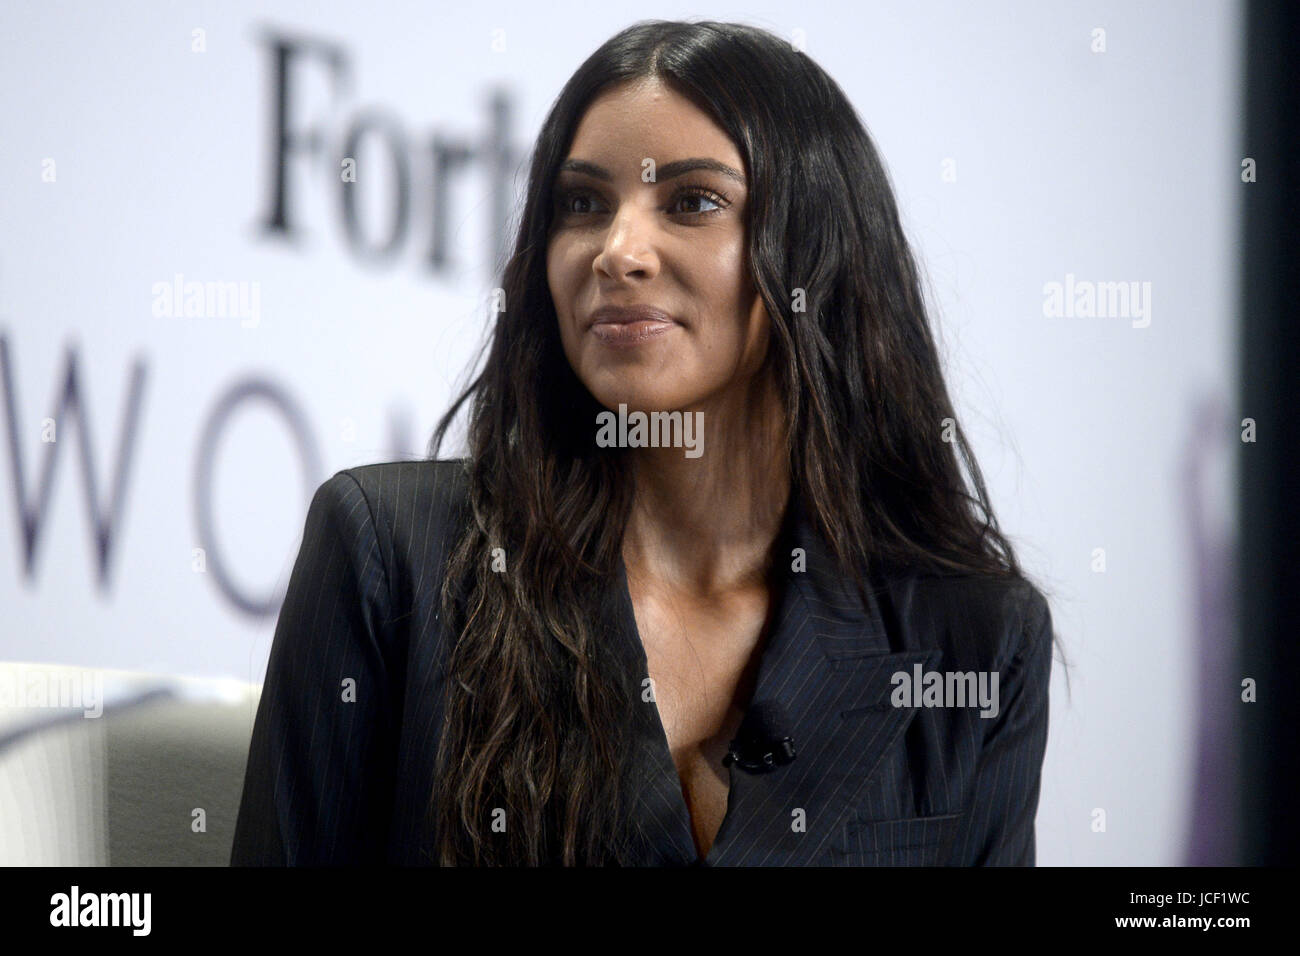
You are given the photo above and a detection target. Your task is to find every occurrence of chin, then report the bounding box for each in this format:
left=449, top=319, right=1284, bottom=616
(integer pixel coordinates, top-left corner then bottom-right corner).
left=587, top=381, right=683, bottom=412
left=590, top=391, right=675, bottom=415
left=580, top=353, right=728, bottom=411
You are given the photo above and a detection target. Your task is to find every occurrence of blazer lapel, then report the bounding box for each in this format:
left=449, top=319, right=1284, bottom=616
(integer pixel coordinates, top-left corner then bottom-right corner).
left=613, top=493, right=939, bottom=867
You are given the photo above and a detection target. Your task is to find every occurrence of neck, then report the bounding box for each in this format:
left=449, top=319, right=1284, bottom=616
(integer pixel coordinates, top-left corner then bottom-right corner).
left=621, top=370, right=790, bottom=598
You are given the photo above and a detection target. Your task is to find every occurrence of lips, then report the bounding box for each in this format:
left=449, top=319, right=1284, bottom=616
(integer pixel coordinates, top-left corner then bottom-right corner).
left=586, top=304, right=679, bottom=348
left=587, top=304, right=678, bottom=329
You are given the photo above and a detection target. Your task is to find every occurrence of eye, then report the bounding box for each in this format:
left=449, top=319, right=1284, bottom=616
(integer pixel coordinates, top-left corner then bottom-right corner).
left=551, top=183, right=733, bottom=221
left=556, top=188, right=600, bottom=214
left=670, top=186, right=731, bottom=217
left=556, top=188, right=604, bottom=215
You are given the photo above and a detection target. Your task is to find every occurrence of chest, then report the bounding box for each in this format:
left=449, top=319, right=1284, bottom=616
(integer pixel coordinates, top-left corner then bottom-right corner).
left=627, top=581, right=773, bottom=856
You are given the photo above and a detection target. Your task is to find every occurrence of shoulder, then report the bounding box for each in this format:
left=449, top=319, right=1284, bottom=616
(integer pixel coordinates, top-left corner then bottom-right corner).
left=307, top=458, right=472, bottom=611
left=302, top=458, right=470, bottom=546
left=881, top=569, right=1052, bottom=672
left=321, top=456, right=472, bottom=550
left=329, top=458, right=471, bottom=522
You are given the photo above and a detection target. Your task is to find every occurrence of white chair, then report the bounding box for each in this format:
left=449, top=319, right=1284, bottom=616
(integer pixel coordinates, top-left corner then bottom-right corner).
left=0, top=662, right=259, bottom=866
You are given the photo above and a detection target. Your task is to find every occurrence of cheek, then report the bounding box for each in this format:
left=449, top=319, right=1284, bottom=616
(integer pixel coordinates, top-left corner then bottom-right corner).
left=710, top=236, right=748, bottom=303
left=694, top=240, right=751, bottom=331
left=548, top=239, right=592, bottom=325
left=545, top=244, right=563, bottom=308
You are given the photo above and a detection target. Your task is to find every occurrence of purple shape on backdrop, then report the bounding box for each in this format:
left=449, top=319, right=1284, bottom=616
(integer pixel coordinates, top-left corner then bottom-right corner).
left=1182, top=393, right=1239, bottom=865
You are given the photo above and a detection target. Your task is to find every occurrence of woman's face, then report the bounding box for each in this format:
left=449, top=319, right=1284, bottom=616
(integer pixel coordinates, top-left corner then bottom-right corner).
left=547, top=78, right=769, bottom=418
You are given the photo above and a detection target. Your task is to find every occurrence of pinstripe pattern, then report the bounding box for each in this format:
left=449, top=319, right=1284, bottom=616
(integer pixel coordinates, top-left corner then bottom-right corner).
left=230, top=459, right=1052, bottom=866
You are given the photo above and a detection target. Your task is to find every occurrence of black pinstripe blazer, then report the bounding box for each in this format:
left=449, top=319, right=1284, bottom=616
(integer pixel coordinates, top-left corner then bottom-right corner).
left=230, top=458, right=1052, bottom=866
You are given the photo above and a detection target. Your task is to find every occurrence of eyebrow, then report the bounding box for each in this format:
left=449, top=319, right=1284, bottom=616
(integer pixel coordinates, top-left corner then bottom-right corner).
left=557, top=157, right=746, bottom=186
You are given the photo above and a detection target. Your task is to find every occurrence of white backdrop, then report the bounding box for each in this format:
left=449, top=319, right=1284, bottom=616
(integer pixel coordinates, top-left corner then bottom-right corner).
left=0, top=0, right=1243, bottom=865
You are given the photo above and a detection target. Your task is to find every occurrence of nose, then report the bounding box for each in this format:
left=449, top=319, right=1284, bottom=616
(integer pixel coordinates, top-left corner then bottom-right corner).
left=593, top=201, right=660, bottom=282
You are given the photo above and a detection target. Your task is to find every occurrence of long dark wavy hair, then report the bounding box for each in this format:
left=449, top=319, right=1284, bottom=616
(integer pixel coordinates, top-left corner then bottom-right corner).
left=426, top=19, right=1058, bottom=866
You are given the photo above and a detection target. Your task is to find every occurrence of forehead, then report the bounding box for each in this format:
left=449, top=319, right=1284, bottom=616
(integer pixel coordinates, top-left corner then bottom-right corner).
left=566, top=78, right=743, bottom=172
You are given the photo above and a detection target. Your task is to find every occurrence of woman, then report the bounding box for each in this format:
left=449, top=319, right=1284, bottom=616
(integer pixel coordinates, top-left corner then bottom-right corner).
left=231, top=19, right=1058, bottom=867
